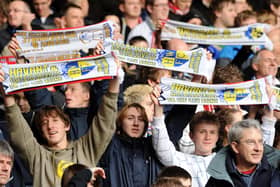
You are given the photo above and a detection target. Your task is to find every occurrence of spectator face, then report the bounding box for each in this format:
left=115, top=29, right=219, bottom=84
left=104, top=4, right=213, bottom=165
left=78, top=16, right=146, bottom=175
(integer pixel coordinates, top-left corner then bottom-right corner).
left=7, top=1, right=29, bottom=27
left=215, top=2, right=237, bottom=27
left=121, top=107, right=146, bottom=138
left=224, top=111, right=243, bottom=134
left=41, top=114, right=70, bottom=149
left=69, top=0, right=89, bottom=17
left=65, top=83, right=90, bottom=108
left=147, top=69, right=171, bottom=87
left=120, top=0, right=142, bottom=18
left=148, top=0, right=169, bottom=23
left=33, top=0, right=51, bottom=17
left=190, top=123, right=219, bottom=156
left=0, top=154, right=12, bottom=186
left=174, top=0, right=192, bottom=12
left=62, top=7, right=84, bottom=28
left=252, top=50, right=278, bottom=78
left=14, top=92, right=31, bottom=113
left=231, top=128, right=263, bottom=169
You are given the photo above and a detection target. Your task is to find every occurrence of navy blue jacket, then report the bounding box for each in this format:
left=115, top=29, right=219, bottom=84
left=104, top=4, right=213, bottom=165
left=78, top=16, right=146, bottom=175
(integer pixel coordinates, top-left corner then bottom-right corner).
left=98, top=135, right=162, bottom=187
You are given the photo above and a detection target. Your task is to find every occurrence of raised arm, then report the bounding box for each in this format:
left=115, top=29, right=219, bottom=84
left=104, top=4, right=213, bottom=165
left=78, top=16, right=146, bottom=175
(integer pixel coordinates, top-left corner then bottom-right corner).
left=0, top=65, right=44, bottom=175
left=77, top=59, right=120, bottom=165
left=151, top=86, right=187, bottom=166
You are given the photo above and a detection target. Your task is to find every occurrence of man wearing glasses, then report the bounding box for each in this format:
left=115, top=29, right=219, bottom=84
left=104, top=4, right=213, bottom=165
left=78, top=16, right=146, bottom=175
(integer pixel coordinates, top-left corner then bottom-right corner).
left=206, top=119, right=280, bottom=187
left=0, top=0, right=38, bottom=56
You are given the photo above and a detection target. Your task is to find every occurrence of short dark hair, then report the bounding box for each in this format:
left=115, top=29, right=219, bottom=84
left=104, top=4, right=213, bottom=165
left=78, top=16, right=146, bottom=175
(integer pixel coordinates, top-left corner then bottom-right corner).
left=61, top=3, right=82, bottom=16
left=189, top=111, right=220, bottom=133
left=235, top=10, right=257, bottom=26
left=211, top=0, right=236, bottom=12
left=211, top=0, right=236, bottom=20
left=129, top=36, right=148, bottom=46
left=145, top=0, right=155, bottom=7
left=152, top=178, right=186, bottom=187
left=270, top=0, right=280, bottom=8
left=158, top=166, right=191, bottom=180
left=212, top=64, right=243, bottom=84
left=61, top=164, right=87, bottom=187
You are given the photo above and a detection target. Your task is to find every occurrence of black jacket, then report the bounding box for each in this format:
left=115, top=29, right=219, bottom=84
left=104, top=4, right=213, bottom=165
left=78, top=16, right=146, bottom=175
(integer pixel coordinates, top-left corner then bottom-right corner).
left=98, top=135, right=162, bottom=187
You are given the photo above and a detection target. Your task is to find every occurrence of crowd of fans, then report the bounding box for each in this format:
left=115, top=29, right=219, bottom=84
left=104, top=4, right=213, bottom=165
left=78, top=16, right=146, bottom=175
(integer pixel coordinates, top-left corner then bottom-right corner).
left=0, top=0, right=280, bottom=187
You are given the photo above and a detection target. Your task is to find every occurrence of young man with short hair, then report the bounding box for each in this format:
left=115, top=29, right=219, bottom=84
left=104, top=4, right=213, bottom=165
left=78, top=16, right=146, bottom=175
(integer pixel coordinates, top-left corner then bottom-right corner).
left=119, top=0, right=142, bottom=43
left=127, top=0, right=169, bottom=47
left=152, top=93, right=220, bottom=187
left=211, top=0, right=237, bottom=28
left=31, top=0, right=56, bottom=29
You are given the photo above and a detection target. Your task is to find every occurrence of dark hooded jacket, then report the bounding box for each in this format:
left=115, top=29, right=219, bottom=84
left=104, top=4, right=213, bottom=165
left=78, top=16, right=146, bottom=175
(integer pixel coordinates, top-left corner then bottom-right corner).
left=98, top=134, right=162, bottom=187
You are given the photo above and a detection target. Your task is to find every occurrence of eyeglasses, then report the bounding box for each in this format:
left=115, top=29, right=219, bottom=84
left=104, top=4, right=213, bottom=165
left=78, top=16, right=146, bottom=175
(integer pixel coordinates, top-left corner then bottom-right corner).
left=8, top=9, right=28, bottom=14
left=237, top=139, right=264, bottom=147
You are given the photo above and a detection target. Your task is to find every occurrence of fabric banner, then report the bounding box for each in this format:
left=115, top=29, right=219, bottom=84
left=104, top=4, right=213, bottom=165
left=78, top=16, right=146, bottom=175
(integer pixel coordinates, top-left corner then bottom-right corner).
left=23, top=50, right=82, bottom=63
left=16, top=21, right=114, bottom=56
left=273, top=86, right=280, bottom=111
left=112, top=42, right=215, bottom=80
left=159, top=77, right=271, bottom=105
left=161, top=20, right=271, bottom=46
left=2, top=53, right=117, bottom=94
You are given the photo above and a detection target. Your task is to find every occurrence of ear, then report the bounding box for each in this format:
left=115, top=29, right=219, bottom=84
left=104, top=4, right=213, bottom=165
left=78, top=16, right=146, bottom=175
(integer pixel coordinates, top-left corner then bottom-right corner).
left=270, top=4, right=277, bottom=13
left=189, top=131, right=194, bottom=141
left=214, top=10, right=221, bottom=18
left=65, top=123, right=71, bottom=132
left=147, top=4, right=153, bottom=15
left=60, top=16, right=67, bottom=28
left=119, top=4, right=125, bottom=13
left=230, top=141, right=239, bottom=154
left=147, top=79, right=156, bottom=87
left=224, top=124, right=231, bottom=134
left=84, top=92, right=90, bottom=101
left=252, top=62, right=259, bottom=72
left=47, top=0, right=52, bottom=6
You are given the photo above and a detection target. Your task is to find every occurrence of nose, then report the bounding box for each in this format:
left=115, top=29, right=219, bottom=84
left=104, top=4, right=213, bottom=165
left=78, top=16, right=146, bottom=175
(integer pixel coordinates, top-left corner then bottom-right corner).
left=271, top=59, right=277, bottom=66
left=1, top=163, right=9, bottom=172
left=205, top=132, right=211, bottom=140
left=253, top=141, right=263, bottom=152
left=19, top=99, right=25, bottom=106
left=46, top=122, right=55, bottom=130
left=65, top=89, right=70, bottom=96
left=133, top=118, right=139, bottom=126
